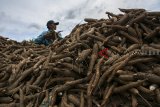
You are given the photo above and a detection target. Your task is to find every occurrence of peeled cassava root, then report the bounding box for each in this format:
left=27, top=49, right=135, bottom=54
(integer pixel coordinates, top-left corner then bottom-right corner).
left=0, top=8, right=160, bottom=107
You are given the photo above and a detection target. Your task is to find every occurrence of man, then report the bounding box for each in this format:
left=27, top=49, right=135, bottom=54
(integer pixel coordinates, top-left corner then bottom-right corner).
left=34, top=20, right=62, bottom=46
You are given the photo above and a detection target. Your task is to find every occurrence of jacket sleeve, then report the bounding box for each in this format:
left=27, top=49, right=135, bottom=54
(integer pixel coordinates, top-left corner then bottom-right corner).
left=34, top=31, right=48, bottom=44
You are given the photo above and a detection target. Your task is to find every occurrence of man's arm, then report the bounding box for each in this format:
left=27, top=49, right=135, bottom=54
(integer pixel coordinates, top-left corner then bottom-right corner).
left=44, top=30, right=57, bottom=40
left=57, top=31, right=63, bottom=40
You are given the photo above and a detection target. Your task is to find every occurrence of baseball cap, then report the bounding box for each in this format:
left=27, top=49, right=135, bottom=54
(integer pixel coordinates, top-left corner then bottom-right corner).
left=46, top=20, right=59, bottom=26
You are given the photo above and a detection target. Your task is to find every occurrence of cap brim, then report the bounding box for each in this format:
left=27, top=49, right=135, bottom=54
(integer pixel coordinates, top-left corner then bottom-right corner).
left=54, top=22, right=59, bottom=25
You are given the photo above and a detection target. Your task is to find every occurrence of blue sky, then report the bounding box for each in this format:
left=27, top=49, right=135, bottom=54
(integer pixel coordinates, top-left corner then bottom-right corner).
left=0, top=0, right=160, bottom=41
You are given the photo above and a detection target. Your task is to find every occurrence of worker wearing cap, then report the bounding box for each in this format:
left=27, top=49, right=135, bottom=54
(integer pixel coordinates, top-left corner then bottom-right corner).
left=34, top=20, right=62, bottom=46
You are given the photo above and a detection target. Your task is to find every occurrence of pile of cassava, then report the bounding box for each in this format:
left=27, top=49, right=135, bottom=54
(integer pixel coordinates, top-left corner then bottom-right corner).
left=0, top=8, right=160, bottom=107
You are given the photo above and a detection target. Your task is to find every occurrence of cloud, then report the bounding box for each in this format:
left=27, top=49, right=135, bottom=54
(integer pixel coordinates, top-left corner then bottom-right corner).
left=0, top=27, right=5, bottom=33
left=28, top=23, right=41, bottom=30
left=64, top=10, right=77, bottom=19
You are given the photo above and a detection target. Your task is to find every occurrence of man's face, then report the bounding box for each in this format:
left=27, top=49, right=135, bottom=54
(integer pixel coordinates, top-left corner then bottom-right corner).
left=48, top=23, right=56, bottom=30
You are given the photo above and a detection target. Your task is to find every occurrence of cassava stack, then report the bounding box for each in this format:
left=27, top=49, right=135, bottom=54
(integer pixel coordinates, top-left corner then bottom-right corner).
left=0, top=8, right=160, bottom=107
